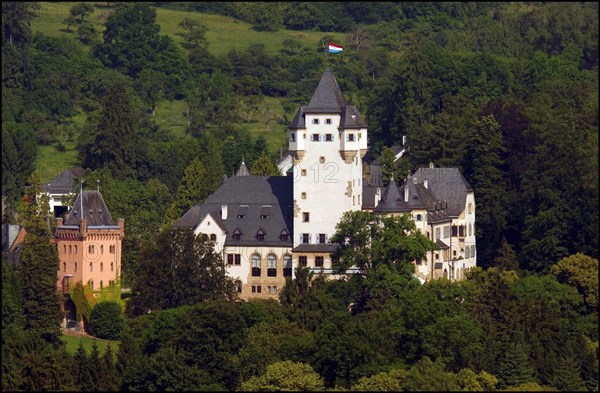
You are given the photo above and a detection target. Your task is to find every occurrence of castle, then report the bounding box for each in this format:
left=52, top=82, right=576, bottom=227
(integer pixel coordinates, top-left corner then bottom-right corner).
left=174, top=68, right=477, bottom=299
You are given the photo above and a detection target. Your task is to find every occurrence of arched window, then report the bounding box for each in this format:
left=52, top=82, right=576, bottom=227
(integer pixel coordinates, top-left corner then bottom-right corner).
left=100, top=281, right=103, bottom=289
left=89, top=280, right=94, bottom=291
left=88, top=245, right=94, bottom=254
left=210, top=234, right=216, bottom=241
left=89, top=262, right=93, bottom=272
left=252, top=254, right=261, bottom=277
left=100, top=262, right=103, bottom=272
left=468, top=203, right=473, bottom=214
left=468, top=223, right=472, bottom=236
left=74, top=245, right=78, bottom=254
left=466, top=247, right=471, bottom=259
left=267, top=254, right=277, bottom=277
left=471, top=245, right=475, bottom=258
left=100, top=245, right=104, bottom=254
left=110, top=245, right=115, bottom=254
left=74, top=262, right=77, bottom=272
left=443, top=269, right=448, bottom=279
left=63, top=245, right=66, bottom=254
left=69, top=245, right=72, bottom=254
left=416, top=214, right=422, bottom=221
left=111, top=262, right=114, bottom=272
left=283, top=255, right=292, bottom=277
left=63, top=262, right=66, bottom=272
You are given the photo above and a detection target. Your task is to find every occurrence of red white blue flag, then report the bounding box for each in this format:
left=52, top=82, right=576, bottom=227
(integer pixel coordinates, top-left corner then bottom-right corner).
left=327, top=42, right=343, bottom=53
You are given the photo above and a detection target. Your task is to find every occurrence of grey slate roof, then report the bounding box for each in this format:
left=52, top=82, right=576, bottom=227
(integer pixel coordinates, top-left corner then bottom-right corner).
left=63, top=190, right=114, bottom=226
left=362, top=185, right=380, bottom=209
left=293, top=244, right=338, bottom=253
left=42, top=167, right=85, bottom=194
left=370, top=167, right=472, bottom=219
left=173, top=176, right=293, bottom=247
left=289, top=68, right=367, bottom=130
left=411, top=168, right=473, bottom=217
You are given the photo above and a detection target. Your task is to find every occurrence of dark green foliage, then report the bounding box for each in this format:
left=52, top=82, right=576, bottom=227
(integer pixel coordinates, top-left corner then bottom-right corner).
left=496, top=332, right=537, bottom=389
left=126, top=228, right=237, bottom=316
left=99, top=343, right=119, bottom=391
left=1, top=2, right=40, bottom=47
left=72, top=341, right=94, bottom=391
left=402, top=356, right=461, bottom=391
left=464, top=115, right=508, bottom=268
left=250, top=151, right=280, bottom=176
left=89, top=301, right=124, bottom=340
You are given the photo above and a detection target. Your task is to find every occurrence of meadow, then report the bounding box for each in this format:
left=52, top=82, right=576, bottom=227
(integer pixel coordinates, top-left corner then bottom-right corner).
left=60, top=334, right=119, bottom=358
left=31, top=2, right=336, bottom=182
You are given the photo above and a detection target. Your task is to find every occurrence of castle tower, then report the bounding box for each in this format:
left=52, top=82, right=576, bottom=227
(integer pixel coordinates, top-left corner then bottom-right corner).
left=55, top=190, right=124, bottom=297
left=288, top=68, right=367, bottom=272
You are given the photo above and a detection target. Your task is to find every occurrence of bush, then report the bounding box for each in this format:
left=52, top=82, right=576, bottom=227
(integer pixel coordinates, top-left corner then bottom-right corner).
left=89, top=301, right=124, bottom=340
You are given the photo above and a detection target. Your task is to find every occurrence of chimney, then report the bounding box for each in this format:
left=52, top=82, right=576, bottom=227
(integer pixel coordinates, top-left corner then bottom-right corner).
left=117, top=218, right=125, bottom=232
left=56, top=218, right=63, bottom=228
left=221, top=205, right=228, bottom=220
left=404, top=185, right=409, bottom=202
left=375, top=187, right=381, bottom=206
left=429, top=162, right=434, bottom=168
left=424, top=179, right=428, bottom=189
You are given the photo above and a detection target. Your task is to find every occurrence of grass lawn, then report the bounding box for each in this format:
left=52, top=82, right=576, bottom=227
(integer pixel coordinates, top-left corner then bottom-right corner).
left=33, top=3, right=346, bottom=57
left=37, top=141, right=79, bottom=184
left=61, top=334, right=119, bottom=358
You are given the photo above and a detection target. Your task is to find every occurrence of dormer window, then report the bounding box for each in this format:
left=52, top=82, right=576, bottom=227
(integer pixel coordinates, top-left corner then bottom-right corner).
left=280, top=230, right=290, bottom=242
left=238, top=205, right=248, bottom=219
left=256, top=229, right=265, bottom=241
left=261, top=205, right=271, bottom=219
left=232, top=228, right=242, bottom=241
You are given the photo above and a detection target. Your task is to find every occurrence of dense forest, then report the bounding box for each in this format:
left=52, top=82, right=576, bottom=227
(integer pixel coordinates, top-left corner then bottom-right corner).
left=2, top=2, right=598, bottom=391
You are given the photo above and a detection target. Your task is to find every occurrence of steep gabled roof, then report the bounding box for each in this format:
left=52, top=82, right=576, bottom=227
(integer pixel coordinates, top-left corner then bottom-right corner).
left=411, top=168, right=473, bottom=216
left=236, top=159, right=250, bottom=176
left=63, top=190, right=114, bottom=226
left=42, top=167, right=85, bottom=194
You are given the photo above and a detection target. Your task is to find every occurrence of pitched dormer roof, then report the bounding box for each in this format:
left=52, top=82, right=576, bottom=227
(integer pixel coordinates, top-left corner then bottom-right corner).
left=236, top=159, right=250, bottom=176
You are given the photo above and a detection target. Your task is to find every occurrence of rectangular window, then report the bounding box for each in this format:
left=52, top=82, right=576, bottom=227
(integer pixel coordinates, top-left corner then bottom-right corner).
left=319, top=234, right=326, bottom=244
left=227, top=254, right=233, bottom=265
left=444, top=226, right=450, bottom=238
left=319, top=156, right=325, bottom=163
left=312, top=118, right=319, bottom=125
left=315, top=256, right=324, bottom=267
left=235, top=254, right=241, bottom=265
left=452, top=226, right=458, bottom=237
left=290, top=132, right=296, bottom=142
left=325, top=118, right=332, bottom=124
left=252, top=285, right=256, bottom=293
left=301, top=192, right=306, bottom=199
left=348, top=133, right=355, bottom=142
left=299, top=256, right=307, bottom=267
left=459, top=226, right=465, bottom=237
left=325, top=134, right=333, bottom=141
left=257, top=285, right=261, bottom=293
left=301, top=169, right=307, bottom=176
left=435, top=228, right=441, bottom=241
left=303, top=212, right=310, bottom=222
left=302, top=233, right=309, bottom=243
left=312, top=133, right=320, bottom=141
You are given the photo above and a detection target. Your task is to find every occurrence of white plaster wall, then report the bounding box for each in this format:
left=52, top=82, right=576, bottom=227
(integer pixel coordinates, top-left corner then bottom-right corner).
left=194, top=213, right=226, bottom=254
left=292, top=114, right=365, bottom=247
left=223, top=245, right=293, bottom=284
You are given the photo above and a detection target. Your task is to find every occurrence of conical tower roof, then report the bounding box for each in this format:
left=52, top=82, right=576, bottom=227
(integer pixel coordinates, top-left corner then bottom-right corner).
left=306, top=68, right=346, bottom=112
left=236, top=158, right=250, bottom=176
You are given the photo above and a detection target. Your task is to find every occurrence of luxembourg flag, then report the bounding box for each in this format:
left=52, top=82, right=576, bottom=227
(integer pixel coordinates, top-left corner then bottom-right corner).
left=327, top=42, right=343, bottom=54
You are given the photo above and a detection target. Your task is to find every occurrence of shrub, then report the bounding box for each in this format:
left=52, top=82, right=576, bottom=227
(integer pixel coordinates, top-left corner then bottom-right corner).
left=89, top=301, right=124, bottom=340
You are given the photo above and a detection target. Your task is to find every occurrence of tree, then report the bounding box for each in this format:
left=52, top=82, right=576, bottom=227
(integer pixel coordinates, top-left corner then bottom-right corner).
left=126, top=228, right=237, bottom=316
left=70, top=3, right=94, bottom=24
left=133, top=69, right=164, bottom=115
left=379, top=147, right=409, bottom=186
left=496, top=332, right=536, bottom=389
left=403, top=356, right=461, bottom=391
left=17, top=172, right=62, bottom=343
left=493, top=237, right=519, bottom=271
left=330, top=211, right=435, bottom=276
left=72, top=341, right=94, bottom=391
left=548, top=355, right=586, bottom=391
left=99, top=343, right=118, bottom=391
left=239, top=360, right=324, bottom=391
left=78, top=84, right=140, bottom=178
left=456, top=368, right=498, bottom=391
left=251, top=151, right=280, bottom=176
left=1, top=2, right=40, bottom=46
left=178, top=17, right=208, bottom=50
left=550, top=253, right=598, bottom=311
left=77, top=22, right=98, bottom=45
left=163, top=156, right=206, bottom=228
left=187, top=71, right=237, bottom=134
left=464, top=115, right=507, bottom=268
left=350, top=368, right=406, bottom=391
left=89, top=301, right=124, bottom=340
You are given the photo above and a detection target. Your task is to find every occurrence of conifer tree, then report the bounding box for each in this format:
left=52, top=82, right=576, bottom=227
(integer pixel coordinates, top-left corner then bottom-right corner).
left=549, top=356, right=587, bottom=391
left=162, top=156, right=206, bottom=229
left=100, top=343, right=119, bottom=391
left=496, top=332, right=536, bottom=389
left=494, top=237, right=519, bottom=271
left=464, top=115, right=508, bottom=268
left=251, top=151, right=280, bottom=176
left=73, top=341, right=93, bottom=391
left=88, top=340, right=101, bottom=391
left=17, top=172, right=62, bottom=343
